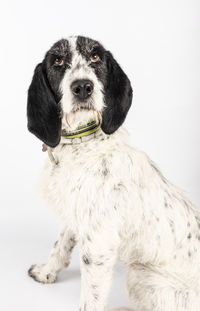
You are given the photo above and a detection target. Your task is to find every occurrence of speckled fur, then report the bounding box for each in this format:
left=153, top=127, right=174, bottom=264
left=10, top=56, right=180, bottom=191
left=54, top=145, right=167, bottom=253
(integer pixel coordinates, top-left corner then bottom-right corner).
left=28, top=36, right=200, bottom=311
left=29, top=126, right=200, bottom=311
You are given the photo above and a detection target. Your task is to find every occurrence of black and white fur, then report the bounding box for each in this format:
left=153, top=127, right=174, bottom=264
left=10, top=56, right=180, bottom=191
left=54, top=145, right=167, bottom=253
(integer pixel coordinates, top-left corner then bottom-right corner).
left=27, top=36, right=200, bottom=311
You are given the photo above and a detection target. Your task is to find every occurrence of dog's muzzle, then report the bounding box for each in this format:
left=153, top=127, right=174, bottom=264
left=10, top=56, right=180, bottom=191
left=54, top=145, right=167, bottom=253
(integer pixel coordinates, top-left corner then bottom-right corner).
left=71, top=79, right=94, bottom=101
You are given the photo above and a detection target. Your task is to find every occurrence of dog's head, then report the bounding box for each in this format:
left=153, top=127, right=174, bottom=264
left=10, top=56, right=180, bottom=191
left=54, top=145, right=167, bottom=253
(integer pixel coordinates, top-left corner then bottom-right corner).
left=27, top=36, right=133, bottom=147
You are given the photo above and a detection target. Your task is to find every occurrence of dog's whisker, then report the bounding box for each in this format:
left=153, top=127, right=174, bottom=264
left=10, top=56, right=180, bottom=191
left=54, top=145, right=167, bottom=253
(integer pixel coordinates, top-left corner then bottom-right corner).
left=96, top=110, right=102, bottom=126
left=65, top=113, right=71, bottom=128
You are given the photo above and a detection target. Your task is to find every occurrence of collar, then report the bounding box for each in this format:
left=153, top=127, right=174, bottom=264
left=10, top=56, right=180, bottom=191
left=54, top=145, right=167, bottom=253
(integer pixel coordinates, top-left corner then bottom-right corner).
left=60, top=120, right=101, bottom=145
left=47, top=121, right=101, bottom=165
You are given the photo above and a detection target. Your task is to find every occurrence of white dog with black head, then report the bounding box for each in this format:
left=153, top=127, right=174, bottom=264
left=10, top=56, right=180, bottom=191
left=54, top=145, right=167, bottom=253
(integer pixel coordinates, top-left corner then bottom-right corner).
left=27, top=36, right=200, bottom=311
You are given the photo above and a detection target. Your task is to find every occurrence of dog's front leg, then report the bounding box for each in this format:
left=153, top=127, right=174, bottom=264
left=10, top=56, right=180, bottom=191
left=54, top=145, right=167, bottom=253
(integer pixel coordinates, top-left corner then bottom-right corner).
left=28, top=225, right=76, bottom=283
left=79, top=231, right=118, bottom=311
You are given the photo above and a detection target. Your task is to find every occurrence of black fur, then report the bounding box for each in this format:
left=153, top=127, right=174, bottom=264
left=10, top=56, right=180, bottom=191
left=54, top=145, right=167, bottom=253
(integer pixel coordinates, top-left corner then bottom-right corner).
left=27, top=39, right=72, bottom=147
left=27, top=63, right=62, bottom=147
left=45, top=39, right=72, bottom=98
left=101, top=51, right=132, bottom=134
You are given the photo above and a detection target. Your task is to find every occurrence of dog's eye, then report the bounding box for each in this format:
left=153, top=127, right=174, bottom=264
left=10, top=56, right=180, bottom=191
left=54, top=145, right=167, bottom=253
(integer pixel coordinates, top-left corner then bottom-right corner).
left=90, top=53, right=100, bottom=62
left=54, top=58, right=64, bottom=66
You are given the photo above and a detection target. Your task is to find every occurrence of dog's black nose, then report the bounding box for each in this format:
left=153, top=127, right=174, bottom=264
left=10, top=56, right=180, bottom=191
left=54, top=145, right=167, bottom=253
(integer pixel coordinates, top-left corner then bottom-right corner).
left=71, top=79, right=93, bottom=100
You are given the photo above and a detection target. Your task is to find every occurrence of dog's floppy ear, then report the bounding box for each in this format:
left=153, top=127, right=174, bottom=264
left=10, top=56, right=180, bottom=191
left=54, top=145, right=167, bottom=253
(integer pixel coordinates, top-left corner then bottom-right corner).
left=27, top=63, right=61, bottom=147
left=101, top=51, right=133, bottom=134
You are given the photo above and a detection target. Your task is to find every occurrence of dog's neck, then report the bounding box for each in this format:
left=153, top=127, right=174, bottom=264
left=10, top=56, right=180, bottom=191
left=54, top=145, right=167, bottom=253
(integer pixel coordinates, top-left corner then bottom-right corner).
left=61, top=110, right=100, bottom=133
left=60, top=110, right=101, bottom=145
left=46, top=110, right=103, bottom=165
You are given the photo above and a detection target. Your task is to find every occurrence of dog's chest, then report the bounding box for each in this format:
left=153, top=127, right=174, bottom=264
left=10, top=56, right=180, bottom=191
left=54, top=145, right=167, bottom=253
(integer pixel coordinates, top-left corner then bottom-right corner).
left=37, top=135, right=127, bottom=227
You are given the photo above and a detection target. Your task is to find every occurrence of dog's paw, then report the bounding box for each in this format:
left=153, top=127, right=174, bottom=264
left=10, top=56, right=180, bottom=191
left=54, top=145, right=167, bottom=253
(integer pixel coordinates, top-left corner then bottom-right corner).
left=28, top=264, right=57, bottom=284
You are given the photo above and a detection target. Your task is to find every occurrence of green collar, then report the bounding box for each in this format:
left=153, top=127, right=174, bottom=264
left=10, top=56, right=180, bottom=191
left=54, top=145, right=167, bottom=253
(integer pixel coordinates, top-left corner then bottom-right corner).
left=61, top=120, right=100, bottom=139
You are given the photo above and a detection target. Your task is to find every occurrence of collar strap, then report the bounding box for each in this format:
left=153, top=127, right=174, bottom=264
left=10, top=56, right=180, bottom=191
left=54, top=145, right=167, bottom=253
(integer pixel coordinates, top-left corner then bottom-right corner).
left=61, top=121, right=100, bottom=139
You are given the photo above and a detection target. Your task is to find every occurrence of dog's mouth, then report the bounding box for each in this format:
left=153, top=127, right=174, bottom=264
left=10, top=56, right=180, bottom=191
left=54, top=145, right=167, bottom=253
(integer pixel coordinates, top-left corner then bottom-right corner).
left=72, top=98, right=95, bottom=113
left=64, top=105, right=102, bottom=130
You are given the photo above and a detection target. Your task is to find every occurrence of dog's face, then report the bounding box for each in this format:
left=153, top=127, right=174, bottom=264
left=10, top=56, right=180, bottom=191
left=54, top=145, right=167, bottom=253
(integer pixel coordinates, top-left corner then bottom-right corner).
left=27, top=36, right=132, bottom=147
left=47, top=37, right=106, bottom=114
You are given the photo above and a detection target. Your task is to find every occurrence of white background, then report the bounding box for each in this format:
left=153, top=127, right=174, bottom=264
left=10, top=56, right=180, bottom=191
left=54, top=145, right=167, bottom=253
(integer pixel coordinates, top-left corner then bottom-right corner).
left=0, top=0, right=199, bottom=310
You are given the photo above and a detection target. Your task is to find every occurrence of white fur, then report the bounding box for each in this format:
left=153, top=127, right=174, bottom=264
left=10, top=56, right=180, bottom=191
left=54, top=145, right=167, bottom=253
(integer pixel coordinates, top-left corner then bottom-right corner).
left=29, top=125, right=200, bottom=311
left=60, top=36, right=104, bottom=130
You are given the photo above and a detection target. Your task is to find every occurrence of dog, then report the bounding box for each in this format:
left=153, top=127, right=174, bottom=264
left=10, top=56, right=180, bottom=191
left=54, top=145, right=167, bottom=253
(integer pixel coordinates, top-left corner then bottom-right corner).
left=27, top=36, right=200, bottom=311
